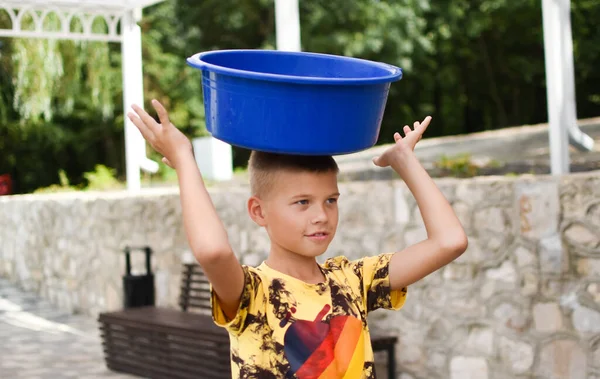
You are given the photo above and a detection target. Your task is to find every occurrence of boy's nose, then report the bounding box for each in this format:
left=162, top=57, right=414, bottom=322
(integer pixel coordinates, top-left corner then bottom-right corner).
left=311, top=206, right=328, bottom=224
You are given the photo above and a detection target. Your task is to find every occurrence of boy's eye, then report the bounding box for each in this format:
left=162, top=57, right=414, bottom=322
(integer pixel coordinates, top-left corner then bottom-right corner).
left=327, top=198, right=338, bottom=204
left=296, top=200, right=309, bottom=205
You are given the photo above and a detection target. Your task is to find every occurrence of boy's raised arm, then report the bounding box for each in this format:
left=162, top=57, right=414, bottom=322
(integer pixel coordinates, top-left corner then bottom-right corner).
left=373, top=117, right=469, bottom=290
left=128, top=100, right=245, bottom=320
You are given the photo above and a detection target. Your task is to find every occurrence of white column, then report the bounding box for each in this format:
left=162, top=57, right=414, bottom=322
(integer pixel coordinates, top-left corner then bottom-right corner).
left=121, top=10, right=143, bottom=191
left=542, top=0, right=573, bottom=175
left=121, top=9, right=159, bottom=191
left=192, top=137, right=233, bottom=181
left=274, top=0, right=301, bottom=52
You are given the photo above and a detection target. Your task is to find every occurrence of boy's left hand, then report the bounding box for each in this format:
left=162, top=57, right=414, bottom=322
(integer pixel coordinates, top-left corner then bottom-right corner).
left=372, top=116, right=431, bottom=168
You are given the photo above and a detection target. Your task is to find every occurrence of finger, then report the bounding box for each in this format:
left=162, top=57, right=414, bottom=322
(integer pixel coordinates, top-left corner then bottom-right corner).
left=418, top=116, right=432, bottom=131
left=131, top=104, right=160, bottom=133
left=372, top=156, right=381, bottom=167
left=394, top=132, right=402, bottom=142
left=162, top=157, right=173, bottom=168
left=403, top=125, right=411, bottom=136
left=128, top=112, right=155, bottom=142
left=152, top=99, right=171, bottom=128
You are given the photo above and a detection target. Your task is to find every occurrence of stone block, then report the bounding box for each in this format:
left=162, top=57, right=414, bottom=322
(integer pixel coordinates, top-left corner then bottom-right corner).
left=576, top=258, right=600, bottom=277
left=248, top=227, right=271, bottom=254
left=515, top=179, right=559, bottom=239
left=592, top=341, right=600, bottom=369
left=492, top=301, right=529, bottom=332
left=450, top=356, right=488, bottom=379
left=587, top=282, right=600, bottom=304
left=538, top=234, right=567, bottom=274
left=513, top=244, right=536, bottom=268
left=560, top=174, right=600, bottom=220
left=537, top=339, right=587, bottom=379
left=533, top=302, right=563, bottom=332
left=411, top=205, right=424, bottom=228
left=473, top=206, right=510, bottom=234
left=465, top=326, right=494, bottom=356
left=394, top=187, right=410, bottom=224
left=564, top=222, right=600, bottom=250
left=448, top=296, right=487, bottom=318
left=455, top=181, right=485, bottom=205
left=572, top=305, right=600, bottom=334
left=243, top=252, right=264, bottom=267
left=470, top=232, right=510, bottom=268
left=443, top=263, right=476, bottom=281
left=380, top=232, right=404, bottom=255
left=404, top=226, right=428, bottom=247
left=452, top=201, right=472, bottom=231
left=519, top=270, right=539, bottom=297
left=588, top=202, right=600, bottom=227
left=341, top=181, right=394, bottom=228
left=541, top=279, right=563, bottom=298
left=498, top=336, right=534, bottom=374
left=425, top=350, right=447, bottom=372
left=454, top=237, right=482, bottom=264
left=485, top=261, right=517, bottom=283
left=398, top=344, right=424, bottom=367
left=425, top=319, right=451, bottom=341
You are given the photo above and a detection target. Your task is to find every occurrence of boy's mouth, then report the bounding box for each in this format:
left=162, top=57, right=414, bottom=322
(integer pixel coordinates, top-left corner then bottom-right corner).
left=306, top=232, right=329, bottom=241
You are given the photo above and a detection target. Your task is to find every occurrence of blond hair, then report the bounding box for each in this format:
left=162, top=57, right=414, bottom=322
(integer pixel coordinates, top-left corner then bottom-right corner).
left=248, top=151, right=339, bottom=197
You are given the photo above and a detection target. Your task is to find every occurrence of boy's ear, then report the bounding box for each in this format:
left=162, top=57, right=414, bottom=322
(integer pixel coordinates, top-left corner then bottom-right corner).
left=247, top=196, right=267, bottom=227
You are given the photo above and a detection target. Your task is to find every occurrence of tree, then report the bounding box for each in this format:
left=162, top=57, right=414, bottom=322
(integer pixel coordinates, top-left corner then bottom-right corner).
left=0, top=2, right=206, bottom=193
left=1, top=0, right=599, bottom=193
left=572, top=0, right=600, bottom=117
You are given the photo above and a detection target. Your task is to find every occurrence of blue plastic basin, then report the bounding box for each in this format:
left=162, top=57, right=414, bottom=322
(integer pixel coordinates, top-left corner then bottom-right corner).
left=186, top=49, right=402, bottom=155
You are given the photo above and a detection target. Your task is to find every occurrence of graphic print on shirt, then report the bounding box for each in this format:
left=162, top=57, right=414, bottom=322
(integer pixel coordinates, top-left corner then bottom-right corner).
left=218, top=255, right=405, bottom=379
left=281, top=303, right=366, bottom=379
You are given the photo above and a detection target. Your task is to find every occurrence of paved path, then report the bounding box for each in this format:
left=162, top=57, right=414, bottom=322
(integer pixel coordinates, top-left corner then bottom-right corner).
left=0, top=278, right=135, bottom=379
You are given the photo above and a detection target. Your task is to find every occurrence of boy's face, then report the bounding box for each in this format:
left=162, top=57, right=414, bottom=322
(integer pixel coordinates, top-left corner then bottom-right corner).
left=248, top=170, right=339, bottom=259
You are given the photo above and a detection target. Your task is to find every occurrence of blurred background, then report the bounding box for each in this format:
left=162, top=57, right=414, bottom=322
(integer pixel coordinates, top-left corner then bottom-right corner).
left=1, top=0, right=598, bottom=194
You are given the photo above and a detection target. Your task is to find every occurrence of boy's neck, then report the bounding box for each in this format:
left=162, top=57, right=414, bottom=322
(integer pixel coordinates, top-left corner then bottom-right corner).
left=265, top=248, right=325, bottom=284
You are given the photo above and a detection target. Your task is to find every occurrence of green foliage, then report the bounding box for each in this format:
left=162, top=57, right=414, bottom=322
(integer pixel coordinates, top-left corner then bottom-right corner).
left=1, top=0, right=599, bottom=193
left=300, top=0, right=432, bottom=71
left=33, top=170, right=79, bottom=193
left=434, top=153, right=480, bottom=177
left=572, top=0, right=600, bottom=109
left=10, top=14, right=119, bottom=124
left=34, top=164, right=122, bottom=193
left=0, top=2, right=206, bottom=193
left=141, top=1, right=206, bottom=136
left=84, top=165, right=122, bottom=191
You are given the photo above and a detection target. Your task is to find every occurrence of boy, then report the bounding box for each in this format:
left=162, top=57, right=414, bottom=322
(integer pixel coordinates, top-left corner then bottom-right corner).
left=128, top=100, right=468, bottom=378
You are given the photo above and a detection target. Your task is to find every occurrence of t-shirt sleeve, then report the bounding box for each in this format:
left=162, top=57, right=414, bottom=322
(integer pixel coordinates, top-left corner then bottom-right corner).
left=210, top=265, right=265, bottom=335
left=359, top=253, right=407, bottom=312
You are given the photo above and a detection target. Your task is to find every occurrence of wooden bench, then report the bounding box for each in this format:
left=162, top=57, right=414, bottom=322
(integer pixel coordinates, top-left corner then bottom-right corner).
left=99, top=263, right=398, bottom=378
left=99, top=263, right=231, bottom=379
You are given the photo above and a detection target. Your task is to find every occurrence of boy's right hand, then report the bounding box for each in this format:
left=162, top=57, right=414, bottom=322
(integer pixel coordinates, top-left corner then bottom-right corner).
left=128, top=99, right=193, bottom=169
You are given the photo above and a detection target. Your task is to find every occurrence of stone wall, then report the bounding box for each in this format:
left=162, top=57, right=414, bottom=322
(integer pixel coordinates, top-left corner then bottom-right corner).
left=1, top=172, right=599, bottom=379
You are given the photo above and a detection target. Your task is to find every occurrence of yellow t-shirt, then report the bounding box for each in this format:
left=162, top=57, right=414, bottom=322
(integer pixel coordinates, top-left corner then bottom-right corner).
left=211, top=253, right=407, bottom=379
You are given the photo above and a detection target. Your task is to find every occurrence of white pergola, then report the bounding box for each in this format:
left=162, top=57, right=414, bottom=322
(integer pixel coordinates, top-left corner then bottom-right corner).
left=0, top=0, right=593, bottom=192
left=0, top=0, right=163, bottom=191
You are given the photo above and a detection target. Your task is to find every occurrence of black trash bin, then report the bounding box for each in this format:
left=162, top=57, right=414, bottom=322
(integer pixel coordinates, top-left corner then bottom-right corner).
left=122, top=246, right=155, bottom=309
